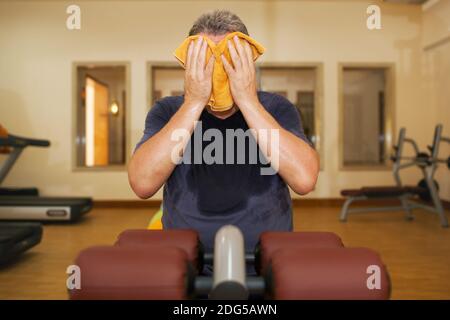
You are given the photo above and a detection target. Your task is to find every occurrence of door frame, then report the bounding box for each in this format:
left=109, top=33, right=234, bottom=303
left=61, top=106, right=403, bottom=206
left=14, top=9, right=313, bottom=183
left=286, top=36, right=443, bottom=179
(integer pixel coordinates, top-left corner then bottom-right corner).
left=71, top=61, right=131, bottom=171
left=337, top=62, right=396, bottom=171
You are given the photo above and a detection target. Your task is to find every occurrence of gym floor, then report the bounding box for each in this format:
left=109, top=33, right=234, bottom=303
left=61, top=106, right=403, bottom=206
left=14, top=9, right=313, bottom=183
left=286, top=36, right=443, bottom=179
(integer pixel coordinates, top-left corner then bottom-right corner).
left=0, top=204, right=449, bottom=300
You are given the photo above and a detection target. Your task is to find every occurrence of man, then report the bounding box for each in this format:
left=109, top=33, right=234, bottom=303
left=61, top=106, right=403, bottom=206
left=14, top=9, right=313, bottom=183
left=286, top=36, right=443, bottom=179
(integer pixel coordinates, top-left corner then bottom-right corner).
left=128, top=10, right=319, bottom=273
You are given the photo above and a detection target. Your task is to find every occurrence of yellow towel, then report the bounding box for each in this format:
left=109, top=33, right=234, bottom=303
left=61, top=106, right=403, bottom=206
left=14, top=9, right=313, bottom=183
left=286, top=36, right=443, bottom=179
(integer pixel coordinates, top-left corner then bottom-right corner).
left=174, top=31, right=265, bottom=112
left=147, top=207, right=163, bottom=230
left=0, top=124, right=11, bottom=154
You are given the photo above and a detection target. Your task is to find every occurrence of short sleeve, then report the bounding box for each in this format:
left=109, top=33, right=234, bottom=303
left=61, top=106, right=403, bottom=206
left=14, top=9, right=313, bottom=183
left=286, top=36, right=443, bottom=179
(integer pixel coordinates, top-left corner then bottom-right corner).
left=134, top=100, right=170, bottom=152
left=270, top=94, right=313, bottom=147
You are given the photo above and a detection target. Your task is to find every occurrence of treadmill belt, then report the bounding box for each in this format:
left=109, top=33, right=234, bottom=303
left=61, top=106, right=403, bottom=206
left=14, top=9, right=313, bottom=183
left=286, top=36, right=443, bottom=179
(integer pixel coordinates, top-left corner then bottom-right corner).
left=0, top=196, right=92, bottom=206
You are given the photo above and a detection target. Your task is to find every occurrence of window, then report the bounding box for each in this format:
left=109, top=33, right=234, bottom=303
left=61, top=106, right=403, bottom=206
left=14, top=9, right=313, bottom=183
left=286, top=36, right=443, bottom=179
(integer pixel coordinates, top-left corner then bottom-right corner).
left=149, top=63, right=184, bottom=107
left=258, top=65, right=322, bottom=151
left=74, top=63, right=129, bottom=168
left=340, top=65, right=394, bottom=168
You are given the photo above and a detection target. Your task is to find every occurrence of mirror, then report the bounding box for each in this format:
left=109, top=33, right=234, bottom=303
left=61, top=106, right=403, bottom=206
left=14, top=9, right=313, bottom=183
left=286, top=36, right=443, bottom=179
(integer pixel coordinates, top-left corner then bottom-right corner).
left=74, top=64, right=127, bottom=168
left=341, top=66, right=392, bottom=168
left=149, top=64, right=184, bottom=107
left=258, top=66, right=321, bottom=148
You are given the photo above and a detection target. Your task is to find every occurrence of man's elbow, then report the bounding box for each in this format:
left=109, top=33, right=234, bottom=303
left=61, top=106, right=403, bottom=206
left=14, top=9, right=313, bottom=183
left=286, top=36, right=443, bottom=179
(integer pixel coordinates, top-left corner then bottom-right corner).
left=128, top=169, right=158, bottom=200
left=290, top=167, right=319, bottom=195
left=129, top=178, right=156, bottom=199
left=134, top=185, right=156, bottom=200
left=290, top=178, right=316, bottom=195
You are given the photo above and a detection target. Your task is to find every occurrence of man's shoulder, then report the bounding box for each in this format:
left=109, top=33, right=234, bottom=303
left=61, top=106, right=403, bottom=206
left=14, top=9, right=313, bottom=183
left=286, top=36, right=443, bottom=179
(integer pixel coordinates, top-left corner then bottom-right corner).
left=158, top=95, right=184, bottom=106
left=257, top=91, right=295, bottom=113
left=151, top=95, right=184, bottom=115
left=150, top=92, right=293, bottom=115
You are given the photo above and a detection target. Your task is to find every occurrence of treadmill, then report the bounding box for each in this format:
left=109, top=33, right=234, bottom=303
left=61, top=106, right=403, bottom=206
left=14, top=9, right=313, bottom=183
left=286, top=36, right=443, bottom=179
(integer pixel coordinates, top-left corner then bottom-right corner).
left=0, top=222, right=42, bottom=265
left=0, top=132, right=93, bottom=222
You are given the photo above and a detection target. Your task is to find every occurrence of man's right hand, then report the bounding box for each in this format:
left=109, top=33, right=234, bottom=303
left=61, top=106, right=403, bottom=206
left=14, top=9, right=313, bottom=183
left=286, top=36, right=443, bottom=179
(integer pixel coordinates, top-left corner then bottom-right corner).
left=129, top=36, right=215, bottom=199
left=184, top=36, right=215, bottom=107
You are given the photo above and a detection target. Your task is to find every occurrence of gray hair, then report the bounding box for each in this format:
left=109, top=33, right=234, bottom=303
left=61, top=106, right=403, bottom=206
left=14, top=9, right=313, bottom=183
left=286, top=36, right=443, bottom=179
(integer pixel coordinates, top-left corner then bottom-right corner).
left=188, top=10, right=249, bottom=36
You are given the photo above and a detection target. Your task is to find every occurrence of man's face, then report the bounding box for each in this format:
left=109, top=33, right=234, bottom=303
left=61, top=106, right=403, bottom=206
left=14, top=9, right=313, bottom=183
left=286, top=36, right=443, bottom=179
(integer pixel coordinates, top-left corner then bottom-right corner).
left=198, top=32, right=237, bottom=116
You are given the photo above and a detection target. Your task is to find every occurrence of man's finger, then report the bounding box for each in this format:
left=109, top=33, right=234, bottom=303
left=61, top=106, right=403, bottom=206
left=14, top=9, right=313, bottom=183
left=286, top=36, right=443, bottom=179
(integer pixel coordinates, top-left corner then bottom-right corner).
left=197, top=39, right=208, bottom=74
left=221, top=54, right=235, bottom=76
left=243, top=41, right=254, bottom=70
left=191, top=36, right=203, bottom=76
left=227, top=39, right=242, bottom=71
left=185, top=41, right=194, bottom=70
left=233, top=35, right=248, bottom=73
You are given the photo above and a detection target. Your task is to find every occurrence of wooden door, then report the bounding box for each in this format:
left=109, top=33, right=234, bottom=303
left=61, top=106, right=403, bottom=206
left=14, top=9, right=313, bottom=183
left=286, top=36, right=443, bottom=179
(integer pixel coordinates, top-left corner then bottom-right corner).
left=85, top=76, right=109, bottom=166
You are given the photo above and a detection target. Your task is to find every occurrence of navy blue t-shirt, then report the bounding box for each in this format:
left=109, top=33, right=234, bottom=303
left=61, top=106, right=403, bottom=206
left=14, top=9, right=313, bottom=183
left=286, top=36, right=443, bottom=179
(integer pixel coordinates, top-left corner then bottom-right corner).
left=135, top=91, right=310, bottom=258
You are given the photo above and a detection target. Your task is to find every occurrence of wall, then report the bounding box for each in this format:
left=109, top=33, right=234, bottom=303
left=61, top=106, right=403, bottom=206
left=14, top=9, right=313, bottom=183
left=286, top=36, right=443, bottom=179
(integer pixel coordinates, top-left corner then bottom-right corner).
left=0, top=0, right=431, bottom=200
left=422, top=0, right=450, bottom=201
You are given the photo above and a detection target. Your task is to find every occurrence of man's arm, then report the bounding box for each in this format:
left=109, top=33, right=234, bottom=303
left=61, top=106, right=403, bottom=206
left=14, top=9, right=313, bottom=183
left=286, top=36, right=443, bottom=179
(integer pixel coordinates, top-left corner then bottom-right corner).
left=233, top=98, right=319, bottom=195
left=128, top=36, right=214, bottom=199
left=221, top=36, right=319, bottom=195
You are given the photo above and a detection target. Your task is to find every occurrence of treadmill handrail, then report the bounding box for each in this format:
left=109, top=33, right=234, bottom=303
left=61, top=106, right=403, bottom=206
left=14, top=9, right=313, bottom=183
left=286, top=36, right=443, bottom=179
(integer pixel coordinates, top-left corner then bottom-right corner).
left=0, top=134, right=50, bottom=148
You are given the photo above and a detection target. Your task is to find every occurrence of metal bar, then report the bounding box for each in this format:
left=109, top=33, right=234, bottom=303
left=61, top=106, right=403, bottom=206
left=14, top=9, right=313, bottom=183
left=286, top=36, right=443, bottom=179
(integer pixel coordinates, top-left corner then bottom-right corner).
left=404, top=137, right=420, bottom=154
left=194, top=276, right=265, bottom=296
left=246, top=277, right=265, bottom=295
left=404, top=200, right=436, bottom=213
left=425, top=166, right=448, bottom=228
left=400, top=195, right=414, bottom=220
left=340, top=196, right=361, bottom=221
left=347, top=206, right=407, bottom=214
left=210, top=225, right=248, bottom=299
left=203, top=252, right=255, bottom=264
left=194, top=276, right=213, bottom=295
left=0, top=148, right=23, bottom=183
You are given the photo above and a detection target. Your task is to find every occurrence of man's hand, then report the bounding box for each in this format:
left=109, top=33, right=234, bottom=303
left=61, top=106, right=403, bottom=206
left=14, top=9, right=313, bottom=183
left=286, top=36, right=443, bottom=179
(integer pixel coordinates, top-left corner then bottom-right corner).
left=221, top=35, right=259, bottom=108
left=221, top=36, right=319, bottom=195
left=184, top=36, right=215, bottom=107
left=129, top=36, right=215, bottom=199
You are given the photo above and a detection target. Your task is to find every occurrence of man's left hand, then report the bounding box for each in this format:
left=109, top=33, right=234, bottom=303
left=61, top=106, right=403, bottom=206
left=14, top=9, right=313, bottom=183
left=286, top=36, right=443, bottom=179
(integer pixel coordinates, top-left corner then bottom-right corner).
left=221, top=35, right=259, bottom=108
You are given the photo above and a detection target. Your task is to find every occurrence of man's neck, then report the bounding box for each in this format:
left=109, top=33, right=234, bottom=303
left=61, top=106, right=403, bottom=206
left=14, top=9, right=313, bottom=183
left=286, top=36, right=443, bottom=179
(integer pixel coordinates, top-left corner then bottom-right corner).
left=206, top=104, right=238, bottom=119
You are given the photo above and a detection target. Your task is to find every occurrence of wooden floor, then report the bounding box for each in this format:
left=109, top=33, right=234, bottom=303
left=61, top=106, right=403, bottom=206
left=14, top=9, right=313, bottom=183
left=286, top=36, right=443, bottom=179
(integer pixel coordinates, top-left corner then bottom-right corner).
left=0, top=204, right=449, bottom=299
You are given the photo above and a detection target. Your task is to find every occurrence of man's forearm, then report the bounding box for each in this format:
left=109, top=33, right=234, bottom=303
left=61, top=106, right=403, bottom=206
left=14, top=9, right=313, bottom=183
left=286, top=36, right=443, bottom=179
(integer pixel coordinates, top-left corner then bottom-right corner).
left=128, top=101, right=204, bottom=199
left=238, top=100, right=319, bottom=195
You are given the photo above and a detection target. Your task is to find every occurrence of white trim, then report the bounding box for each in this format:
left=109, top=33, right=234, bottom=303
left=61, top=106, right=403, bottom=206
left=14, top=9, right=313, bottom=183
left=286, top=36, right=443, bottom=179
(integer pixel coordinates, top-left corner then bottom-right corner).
left=85, top=79, right=95, bottom=167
